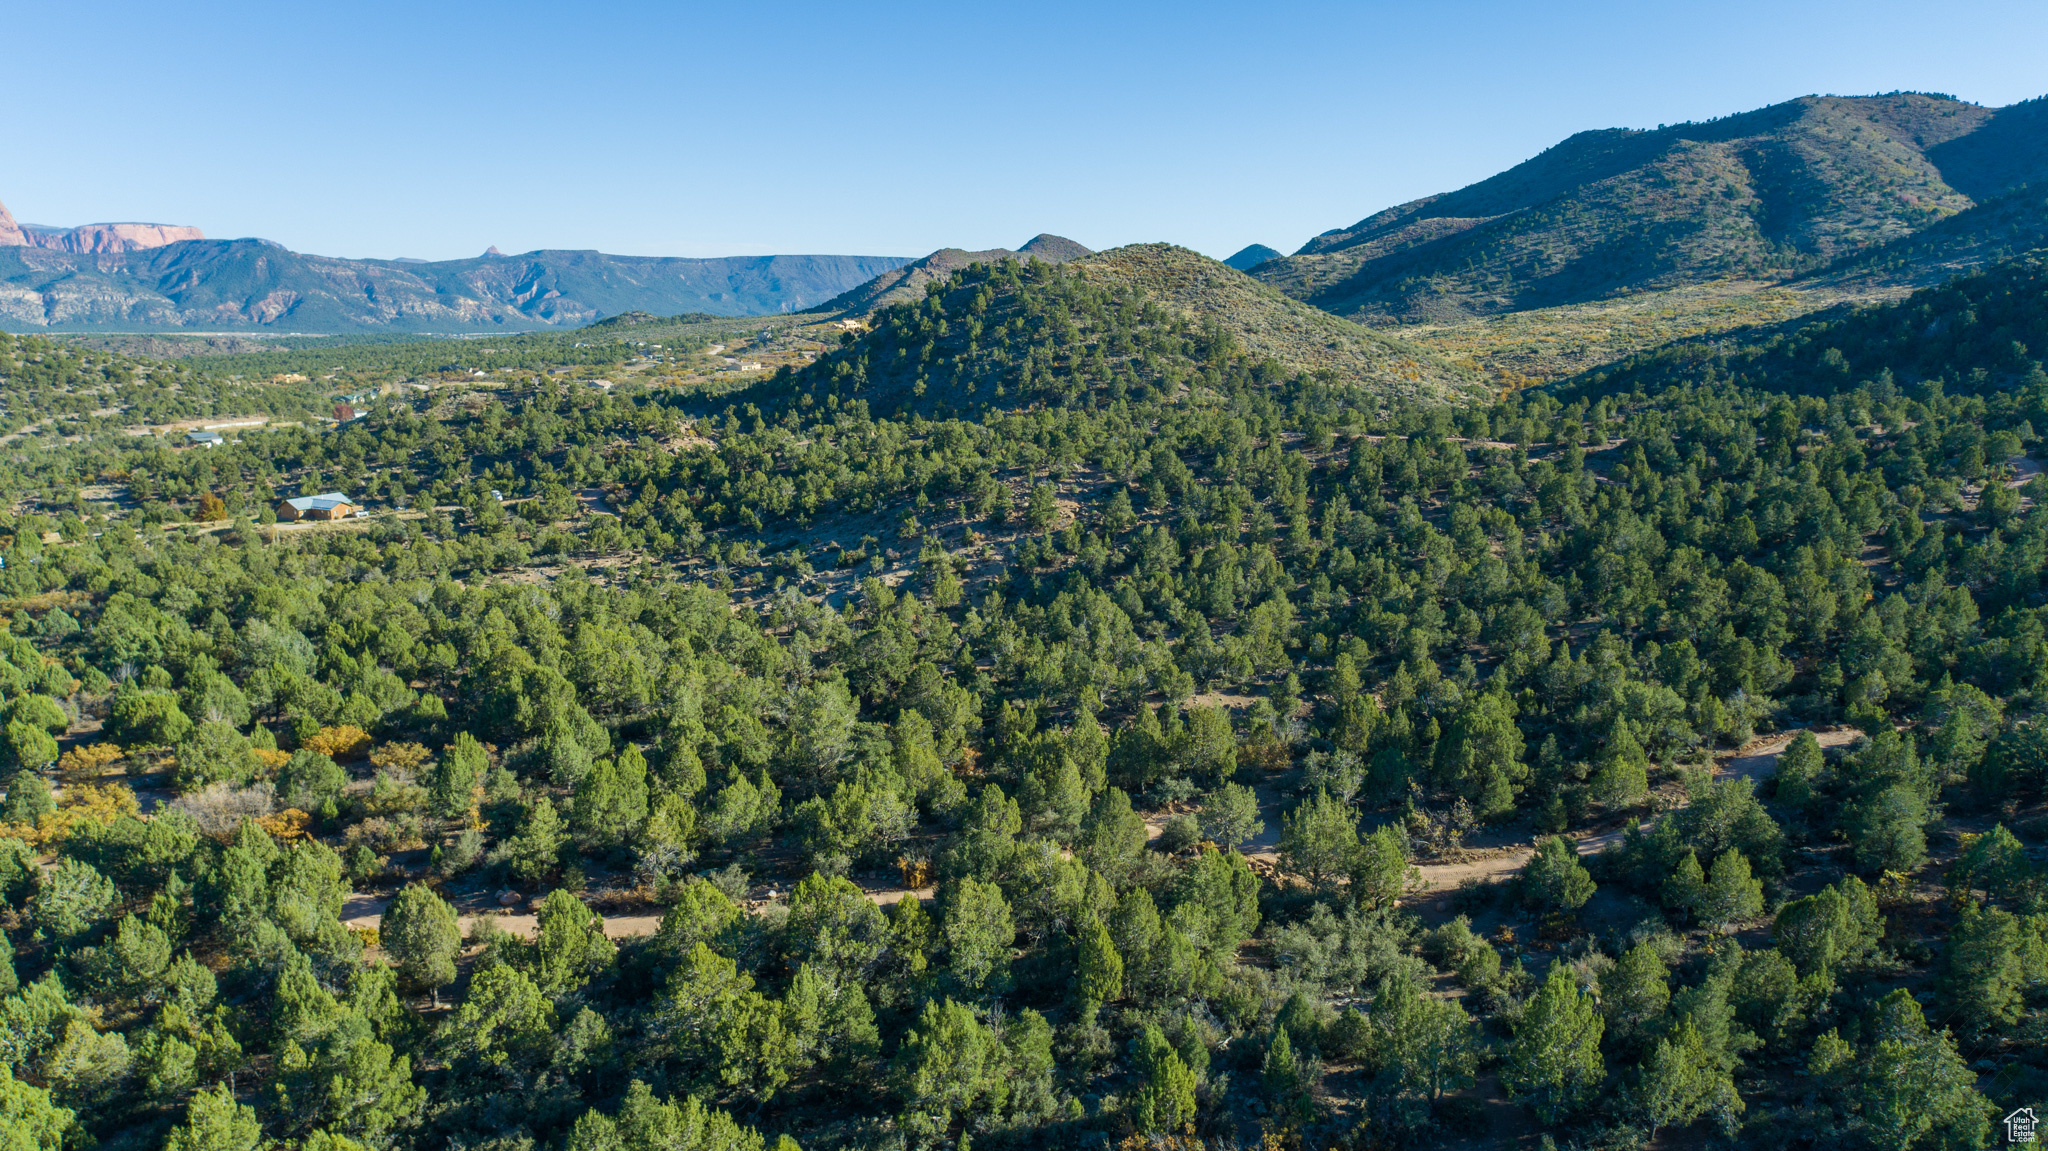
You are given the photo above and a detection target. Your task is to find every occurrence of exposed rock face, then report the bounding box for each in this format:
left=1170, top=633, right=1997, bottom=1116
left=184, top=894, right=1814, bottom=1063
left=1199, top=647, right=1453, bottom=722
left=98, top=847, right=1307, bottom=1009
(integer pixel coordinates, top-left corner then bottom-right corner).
left=24, top=221, right=206, bottom=253
left=0, top=198, right=204, bottom=253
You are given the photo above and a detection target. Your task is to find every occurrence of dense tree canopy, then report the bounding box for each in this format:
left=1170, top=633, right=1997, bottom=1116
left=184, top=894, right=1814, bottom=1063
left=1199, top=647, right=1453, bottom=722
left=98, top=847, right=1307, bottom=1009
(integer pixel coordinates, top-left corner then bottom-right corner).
left=0, top=252, right=2043, bottom=1150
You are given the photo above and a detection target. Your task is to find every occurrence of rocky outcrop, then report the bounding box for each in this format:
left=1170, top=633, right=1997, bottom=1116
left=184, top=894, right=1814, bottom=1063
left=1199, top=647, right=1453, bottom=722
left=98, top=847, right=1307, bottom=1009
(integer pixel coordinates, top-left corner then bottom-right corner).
left=0, top=199, right=203, bottom=253
left=0, top=198, right=204, bottom=253
left=23, top=221, right=206, bottom=253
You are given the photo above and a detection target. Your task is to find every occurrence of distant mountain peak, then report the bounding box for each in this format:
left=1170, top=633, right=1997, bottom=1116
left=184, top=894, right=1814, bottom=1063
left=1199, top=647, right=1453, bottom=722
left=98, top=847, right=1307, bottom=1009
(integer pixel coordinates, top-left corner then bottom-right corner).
left=1225, top=244, right=1282, bottom=271
left=811, top=233, right=1094, bottom=316
left=482, top=245, right=507, bottom=258
left=1017, top=234, right=1091, bottom=261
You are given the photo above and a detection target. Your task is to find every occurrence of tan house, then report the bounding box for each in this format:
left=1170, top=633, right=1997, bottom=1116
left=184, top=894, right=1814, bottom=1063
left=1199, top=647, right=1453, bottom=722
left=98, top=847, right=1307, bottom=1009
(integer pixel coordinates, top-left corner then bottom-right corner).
left=277, top=493, right=360, bottom=521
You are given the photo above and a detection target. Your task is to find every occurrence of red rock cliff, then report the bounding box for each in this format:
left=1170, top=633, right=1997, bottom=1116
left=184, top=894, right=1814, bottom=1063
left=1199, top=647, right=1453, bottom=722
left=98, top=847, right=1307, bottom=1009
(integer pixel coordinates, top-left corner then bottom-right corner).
left=0, top=198, right=203, bottom=252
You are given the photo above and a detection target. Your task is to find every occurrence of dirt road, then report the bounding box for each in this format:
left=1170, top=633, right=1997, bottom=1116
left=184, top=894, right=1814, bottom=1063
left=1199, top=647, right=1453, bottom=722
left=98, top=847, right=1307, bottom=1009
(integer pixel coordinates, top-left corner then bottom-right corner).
left=1401, top=726, right=1862, bottom=896
left=341, top=727, right=1860, bottom=940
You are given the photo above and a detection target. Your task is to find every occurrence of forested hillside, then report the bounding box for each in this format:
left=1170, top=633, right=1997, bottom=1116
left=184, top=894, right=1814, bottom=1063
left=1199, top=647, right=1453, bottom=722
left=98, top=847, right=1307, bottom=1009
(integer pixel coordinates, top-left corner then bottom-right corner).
left=1258, top=92, right=2048, bottom=325
left=1572, top=254, right=2048, bottom=403
left=773, top=246, right=1482, bottom=420
left=0, top=247, right=2039, bottom=1151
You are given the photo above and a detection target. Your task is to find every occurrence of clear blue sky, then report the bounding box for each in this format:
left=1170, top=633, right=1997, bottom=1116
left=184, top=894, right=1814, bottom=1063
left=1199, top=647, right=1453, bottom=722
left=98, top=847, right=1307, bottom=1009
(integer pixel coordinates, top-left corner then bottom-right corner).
left=7, top=0, right=2045, bottom=262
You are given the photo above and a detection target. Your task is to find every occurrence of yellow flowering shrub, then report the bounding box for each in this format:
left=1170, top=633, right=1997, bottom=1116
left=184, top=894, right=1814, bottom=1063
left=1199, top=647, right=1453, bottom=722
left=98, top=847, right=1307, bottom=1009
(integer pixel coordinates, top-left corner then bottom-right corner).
left=303, top=725, right=372, bottom=760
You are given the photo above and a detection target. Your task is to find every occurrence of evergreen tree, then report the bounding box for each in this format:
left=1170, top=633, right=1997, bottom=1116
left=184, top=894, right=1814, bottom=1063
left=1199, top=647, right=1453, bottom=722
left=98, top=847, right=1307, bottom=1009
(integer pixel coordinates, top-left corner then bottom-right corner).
left=1075, top=915, right=1123, bottom=1010
left=503, top=796, right=566, bottom=883
left=1131, top=1024, right=1198, bottom=1134
left=1632, top=1017, right=1742, bottom=1136
left=535, top=888, right=617, bottom=993
left=1599, top=943, right=1670, bottom=1054
left=1698, top=849, right=1766, bottom=929
left=1261, top=1025, right=1315, bottom=1128
left=1950, top=824, right=2042, bottom=911
left=1805, top=990, right=1991, bottom=1150
left=889, top=892, right=933, bottom=983
left=165, top=1084, right=263, bottom=1151
left=1936, top=900, right=2042, bottom=1038
left=1849, top=785, right=1929, bottom=874
left=1774, top=876, right=1884, bottom=978
left=1503, top=965, right=1605, bottom=1123
left=381, top=884, right=461, bottom=1006
left=430, top=732, right=488, bottom=820
left=1350, top=823, right=1416, bottom=910
left=573, top=746, right=652, bottom=849
left=33, top=859, right=115, bottom=942
left=1026, top=482, right=1059, bottom=531
left=2, top=770, right=54, bottom=825
left=1662, top=850, right=1706, bottom=919
left=941, top=878, right=1013, bottom=995
left=1590, top=716, right=1648, bottom=805
left=0, top=1063, right=72, bottom=1151
left=1521, top=836, right=1596, bottom=914
left=1197, top=781, right=1264, bottom=849
left=1774, top=730, right=1823, bottom=812
left=1281, top=789, right=1358, bottom=890
left=893, top=998, right=999, bottom=1143
left=1432, top=691, right=1524, bottom=817
left=1366, top=971, right=1477, bottom=1102
left=1074, top=788, right=1147, bottom=885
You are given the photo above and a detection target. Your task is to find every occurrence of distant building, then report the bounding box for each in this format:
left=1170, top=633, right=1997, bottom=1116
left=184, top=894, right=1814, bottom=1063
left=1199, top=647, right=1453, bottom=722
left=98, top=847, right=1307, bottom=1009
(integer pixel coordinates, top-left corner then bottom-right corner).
left=333, top=404, right=357, bottom=422
left=277, top=493, right=361, bottom=521
left=184, top=430, right=224, bottom=447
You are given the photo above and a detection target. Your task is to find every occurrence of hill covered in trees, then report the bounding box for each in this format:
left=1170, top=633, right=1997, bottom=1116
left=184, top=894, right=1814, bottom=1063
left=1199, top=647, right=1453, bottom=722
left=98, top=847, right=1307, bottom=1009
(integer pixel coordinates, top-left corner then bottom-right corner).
left=1257, top=92, right=2048, bottom=325
left=1568, top=251, right=2048, bottom=405
left=0, top=234, right=2041, bottom=1151
left=772, top=245, right=1482, bottom=421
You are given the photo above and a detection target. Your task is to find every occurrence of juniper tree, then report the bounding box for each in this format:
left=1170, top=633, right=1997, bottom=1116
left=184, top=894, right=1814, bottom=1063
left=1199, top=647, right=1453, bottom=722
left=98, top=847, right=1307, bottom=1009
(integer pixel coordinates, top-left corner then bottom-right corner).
left=1504, top=965, right=1605, bottom=1123
left=381, top=884, right=460, bottom=1006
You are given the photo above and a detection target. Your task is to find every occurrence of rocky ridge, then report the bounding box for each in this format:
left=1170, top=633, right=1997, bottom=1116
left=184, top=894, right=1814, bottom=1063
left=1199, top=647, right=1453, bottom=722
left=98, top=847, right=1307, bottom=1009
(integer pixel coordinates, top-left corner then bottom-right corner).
left=0, top=198, right=204, bottom=253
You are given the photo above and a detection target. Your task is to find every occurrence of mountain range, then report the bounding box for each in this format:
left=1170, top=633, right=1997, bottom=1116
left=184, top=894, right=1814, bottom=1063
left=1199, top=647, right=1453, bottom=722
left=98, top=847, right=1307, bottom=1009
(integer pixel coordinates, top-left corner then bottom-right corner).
left=8, top=89, right=2044, bottom=345
left=0, top=240, right=912, bottom=332
left=1253, top=92, right=2048, bottom=324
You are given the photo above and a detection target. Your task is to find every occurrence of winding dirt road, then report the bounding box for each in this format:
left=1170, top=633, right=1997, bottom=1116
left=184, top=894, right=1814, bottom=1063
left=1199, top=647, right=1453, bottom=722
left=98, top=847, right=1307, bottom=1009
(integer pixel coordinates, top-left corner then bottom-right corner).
left=342, top=727, right=1861, bottom=939
left=1396, top=726, right=1861, bottom=898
